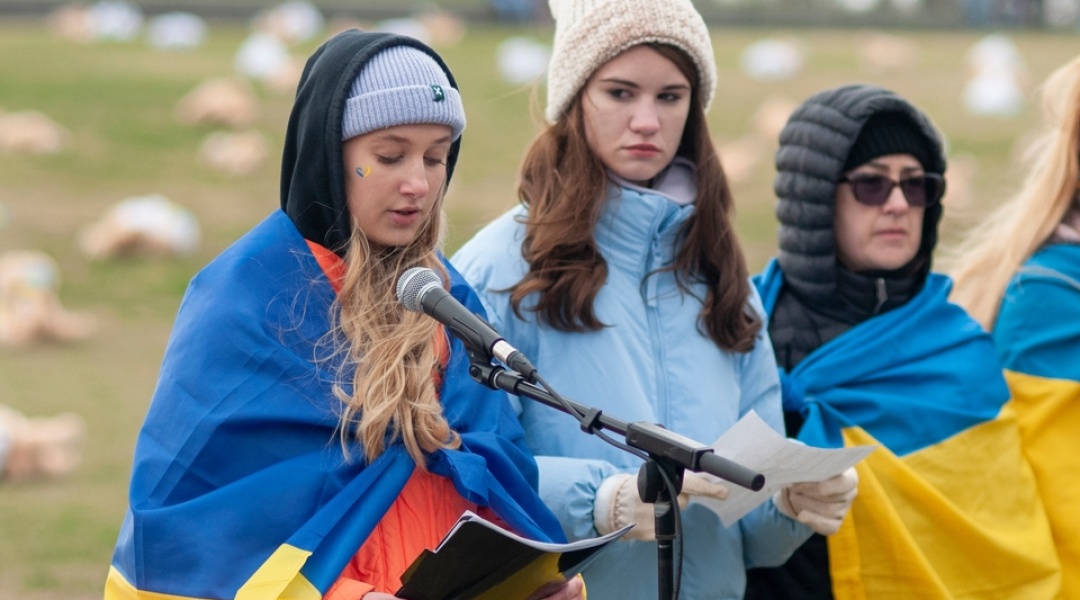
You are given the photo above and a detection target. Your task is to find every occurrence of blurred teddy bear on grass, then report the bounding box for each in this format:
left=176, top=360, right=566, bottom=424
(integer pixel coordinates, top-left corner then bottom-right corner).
left=0, top=404, right=85, bottom=482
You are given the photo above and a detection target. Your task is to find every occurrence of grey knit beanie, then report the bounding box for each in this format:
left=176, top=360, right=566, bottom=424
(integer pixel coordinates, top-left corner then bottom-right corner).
left=544, top=0, right=717, bottom=124
left=341, top=45, right=466, bottom=141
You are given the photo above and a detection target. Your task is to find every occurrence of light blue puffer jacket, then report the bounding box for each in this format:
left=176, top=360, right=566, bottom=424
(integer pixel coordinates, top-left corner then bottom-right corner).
left=452, top=167, right=810, bottom=599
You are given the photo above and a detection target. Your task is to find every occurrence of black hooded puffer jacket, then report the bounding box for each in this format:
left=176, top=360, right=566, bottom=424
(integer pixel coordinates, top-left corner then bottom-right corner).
left=768, top=85, right=947, bottom=373
left=774, top=84, right=946, bottom=302
left=745, top=85, right=947, bottom=600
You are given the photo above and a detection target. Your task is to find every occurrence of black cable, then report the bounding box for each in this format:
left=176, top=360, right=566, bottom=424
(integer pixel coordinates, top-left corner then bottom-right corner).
left=651, top=456, right=685, bottom=599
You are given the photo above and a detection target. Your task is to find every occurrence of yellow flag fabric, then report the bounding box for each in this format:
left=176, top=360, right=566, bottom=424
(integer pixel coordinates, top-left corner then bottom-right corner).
left=1007, top=372, right=1080, bottom=599
left=993, top=244, right=1080, bottom=598
left=830, top=405, right=1061, bottom=600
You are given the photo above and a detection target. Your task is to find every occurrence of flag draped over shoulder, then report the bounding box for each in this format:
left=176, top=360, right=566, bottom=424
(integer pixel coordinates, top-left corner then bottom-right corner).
left=754, top=259, right=1061, bottom=599
left=993, top=244, right=1080, bottom=599
left=106, top=210, right=564, bottom=600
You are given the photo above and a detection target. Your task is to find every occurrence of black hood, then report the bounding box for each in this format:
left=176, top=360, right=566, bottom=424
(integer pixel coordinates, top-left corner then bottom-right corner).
left=773, top=84, right=946, bottom=303
left=279, top=30, right=462, bottom=256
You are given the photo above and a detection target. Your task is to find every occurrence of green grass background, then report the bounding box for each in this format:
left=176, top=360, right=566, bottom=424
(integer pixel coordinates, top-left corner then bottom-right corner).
left=1, top=14, right=1079, bottom=599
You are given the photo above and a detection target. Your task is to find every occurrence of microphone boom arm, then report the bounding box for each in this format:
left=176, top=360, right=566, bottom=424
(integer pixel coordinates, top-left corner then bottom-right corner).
left=468, top=358, right=764, bottom=492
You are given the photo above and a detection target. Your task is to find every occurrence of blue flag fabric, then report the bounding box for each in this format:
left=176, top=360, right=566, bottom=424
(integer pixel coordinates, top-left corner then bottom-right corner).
left=107, top=210, right=564, bottom=600
left=754, top=259, right=1006, bottom=454
left=752, top=259, right=1061, bottom=598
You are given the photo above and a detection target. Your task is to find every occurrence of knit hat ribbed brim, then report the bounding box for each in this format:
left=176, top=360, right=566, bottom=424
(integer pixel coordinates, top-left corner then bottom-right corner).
left=544, top=0, right=716, bottom=124
left=342, top=45, right=466, bottom=142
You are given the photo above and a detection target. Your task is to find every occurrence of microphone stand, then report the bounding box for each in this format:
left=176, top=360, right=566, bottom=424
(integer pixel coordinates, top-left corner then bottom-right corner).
left=466, top=352, right=764, bottom=600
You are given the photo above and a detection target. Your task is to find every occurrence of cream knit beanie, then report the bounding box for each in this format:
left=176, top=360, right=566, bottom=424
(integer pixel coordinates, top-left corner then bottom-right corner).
left=545, top=0, right=717, bottom=124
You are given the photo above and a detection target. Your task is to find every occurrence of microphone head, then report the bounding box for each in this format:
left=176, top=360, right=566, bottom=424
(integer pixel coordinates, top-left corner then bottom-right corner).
left=396, top=267, right=443, bottom=312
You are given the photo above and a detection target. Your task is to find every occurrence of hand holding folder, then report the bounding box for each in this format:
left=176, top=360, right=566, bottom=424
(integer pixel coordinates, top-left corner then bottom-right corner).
left=396, top=510, right=630, bottom=600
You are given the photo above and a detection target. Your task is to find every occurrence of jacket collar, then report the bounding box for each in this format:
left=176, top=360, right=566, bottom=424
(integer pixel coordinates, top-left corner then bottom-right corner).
left=595, top=159, right=697, bottom=272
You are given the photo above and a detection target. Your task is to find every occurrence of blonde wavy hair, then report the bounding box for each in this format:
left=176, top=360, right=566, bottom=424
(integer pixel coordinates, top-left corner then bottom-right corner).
left=949, top=55, right=1080, bottom=330
left=329, top=203, right=460, bottom=467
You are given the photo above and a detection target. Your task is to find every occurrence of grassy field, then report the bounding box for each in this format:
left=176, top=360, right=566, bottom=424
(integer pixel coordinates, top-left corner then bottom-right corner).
left=1, top=15, right=1079, bottom=599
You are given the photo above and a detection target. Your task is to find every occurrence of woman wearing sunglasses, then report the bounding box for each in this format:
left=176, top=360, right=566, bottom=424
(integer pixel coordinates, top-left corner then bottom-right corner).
left=745, top=84, right=1061, bottom=599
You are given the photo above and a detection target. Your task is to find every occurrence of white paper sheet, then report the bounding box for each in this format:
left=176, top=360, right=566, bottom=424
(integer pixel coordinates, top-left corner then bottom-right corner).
left=691, top=410, right=876, bottom=526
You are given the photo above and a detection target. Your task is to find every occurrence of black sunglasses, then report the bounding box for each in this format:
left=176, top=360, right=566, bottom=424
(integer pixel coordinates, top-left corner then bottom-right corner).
left=838, top=173, right=946, bottom=208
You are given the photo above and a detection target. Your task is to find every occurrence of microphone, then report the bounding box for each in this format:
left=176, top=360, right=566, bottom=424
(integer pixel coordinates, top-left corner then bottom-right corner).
left=396, top=267, right=538, bottom=381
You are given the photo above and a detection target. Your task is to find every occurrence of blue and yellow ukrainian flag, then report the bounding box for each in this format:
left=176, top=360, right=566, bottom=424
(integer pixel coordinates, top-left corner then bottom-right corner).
left=105, top=211, right=563, bottom=599
left=993, top=244, right=1080, bottom=599
left=755, top=260, right=1061, bottom=599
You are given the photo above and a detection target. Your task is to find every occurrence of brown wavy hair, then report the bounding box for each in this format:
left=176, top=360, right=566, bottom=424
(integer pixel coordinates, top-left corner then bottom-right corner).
left=510, top=43, right=760, bottom=352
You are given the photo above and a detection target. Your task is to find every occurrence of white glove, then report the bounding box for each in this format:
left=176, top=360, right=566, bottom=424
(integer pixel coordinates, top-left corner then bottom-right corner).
left=594, top=471, right=730, bottom=541
left=773, top=467, right=858, bottom=535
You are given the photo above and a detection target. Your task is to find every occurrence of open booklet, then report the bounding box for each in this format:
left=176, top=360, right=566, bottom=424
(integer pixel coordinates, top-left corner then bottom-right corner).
left=691, top=410, right=876, bottom=526
left=396, top=510, right=632, bottom=600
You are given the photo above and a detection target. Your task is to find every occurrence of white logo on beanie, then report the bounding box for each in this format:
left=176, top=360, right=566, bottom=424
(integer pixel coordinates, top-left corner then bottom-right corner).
left=341, top=45, right=466, bottom=141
